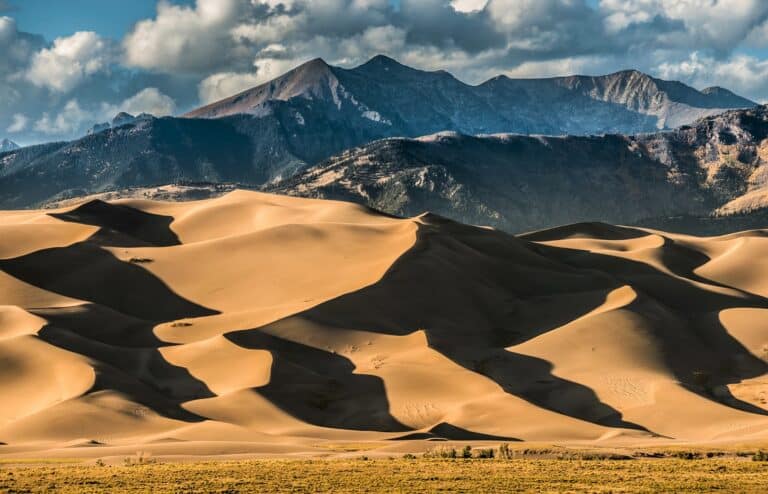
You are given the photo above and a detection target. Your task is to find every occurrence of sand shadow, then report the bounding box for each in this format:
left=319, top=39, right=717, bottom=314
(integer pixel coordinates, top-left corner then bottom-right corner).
left=0, top=242, right=212, bottom=321
left=521, top=222, right=653, bottom=242
left=532, top=240, right=768, bottom=416
left=2, top=203, right=415, bottom=434
left=50, top=199, right=181, bottom=247
left=264, top=219, right=652, bottom=433
left=225, top=330, right=409, bottom=432
left=264, top=216, right=768, bottom=435
left=32, top=304, right=208, bottom=421
left=0, top=205, right=219, bottom=424
left=392, top=423, right=520, bottom=441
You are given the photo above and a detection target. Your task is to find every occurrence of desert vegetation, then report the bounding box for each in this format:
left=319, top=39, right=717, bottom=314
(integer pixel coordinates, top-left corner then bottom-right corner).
left=2, top=453, right=768, bottom=493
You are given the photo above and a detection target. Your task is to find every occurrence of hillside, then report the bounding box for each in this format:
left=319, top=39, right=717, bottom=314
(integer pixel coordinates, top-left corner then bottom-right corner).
left=0, top=191, right=767, bottom=455
left=0, top=115, right=311, bottom=208
left=270, top=106, right=768, bottom=234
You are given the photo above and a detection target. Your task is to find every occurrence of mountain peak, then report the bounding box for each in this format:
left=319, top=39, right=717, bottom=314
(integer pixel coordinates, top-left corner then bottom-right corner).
left=700, top=86, right=756, bottom=107
left=184, top=57, right=339, bottom=119
left=355, top=54, right=421, bottom=74
left=299, top=57, right=331, bottom=71
left=365, top=54, right=401, bottom=66
left=112, top=112, right=136, bottom=127
left=0, top=138, right=19, bottom=152
left=613, top=68, right=645, bottom=75
left=604, top=69, right=654, bottom=81
left=290, top=57, right=335, bottom=80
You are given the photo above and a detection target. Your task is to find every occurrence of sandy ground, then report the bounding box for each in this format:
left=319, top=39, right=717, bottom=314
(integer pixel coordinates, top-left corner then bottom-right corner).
left=1, top=190, right=768, bottom=459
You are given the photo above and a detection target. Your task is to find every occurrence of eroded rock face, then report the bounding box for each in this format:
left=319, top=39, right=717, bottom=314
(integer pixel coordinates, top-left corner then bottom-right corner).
left=270, top=107, right=768, bottom=234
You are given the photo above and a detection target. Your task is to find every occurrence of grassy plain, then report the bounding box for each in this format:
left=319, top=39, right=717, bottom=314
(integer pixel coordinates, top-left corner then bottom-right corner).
left=2, top=455, right=768, bottom=493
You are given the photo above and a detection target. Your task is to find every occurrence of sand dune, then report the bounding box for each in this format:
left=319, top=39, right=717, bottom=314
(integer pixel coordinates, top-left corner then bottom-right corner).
left=1, top=191, right=768, bottom=455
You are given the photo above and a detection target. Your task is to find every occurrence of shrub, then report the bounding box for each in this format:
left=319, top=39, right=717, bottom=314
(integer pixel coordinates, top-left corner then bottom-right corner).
left=672, top=451, right=702, bottom=460
left=123, top=451, right=156, bottom=466
left=497, top=443, right=513, bottom=460
left=128, top=257, right=154, bottom=264
left=461, top=446, right=472, bottom=459
left=402, top=453, right=417, bottom=460
left=752, top=451, right=768, bottom=462
left=424, top=446, right=458, bottom=459
left=474, top=448, right=495, bottom=459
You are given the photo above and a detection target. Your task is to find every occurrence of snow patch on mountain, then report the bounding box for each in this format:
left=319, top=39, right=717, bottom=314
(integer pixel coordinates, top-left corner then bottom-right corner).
left=362, top=110, right=391, bottom=125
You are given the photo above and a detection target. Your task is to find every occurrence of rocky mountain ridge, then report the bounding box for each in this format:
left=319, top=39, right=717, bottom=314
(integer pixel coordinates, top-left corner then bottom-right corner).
left=186, top=55, right=755, bottom=136
left=268, top=105, right=768, bottom=233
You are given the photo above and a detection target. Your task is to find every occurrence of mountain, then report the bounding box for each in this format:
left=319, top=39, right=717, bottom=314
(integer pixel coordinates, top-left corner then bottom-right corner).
left=1, top=191, right=768, bottom=449
left=269, top=105, right=768, bottom=234
left=0, top=114, right=315, bottom=208
left=0, top=57, right=760, bottom=232
left=5, top=105, right=768, bottom=234
left=87, top=112, right=155, bottom=135
left=186, top=55, right=755, bottom=135
left=0, top=139, right=19, bottom=153
left=4, top=102, right=768, bottom=235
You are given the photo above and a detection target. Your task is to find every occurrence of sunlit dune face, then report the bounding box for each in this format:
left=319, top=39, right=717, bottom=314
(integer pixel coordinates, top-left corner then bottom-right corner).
left=0, top=191, right=767, bottom=454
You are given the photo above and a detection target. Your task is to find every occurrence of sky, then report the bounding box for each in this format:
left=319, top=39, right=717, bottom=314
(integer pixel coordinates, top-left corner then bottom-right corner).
left=3, top=0, right=768, bottom=145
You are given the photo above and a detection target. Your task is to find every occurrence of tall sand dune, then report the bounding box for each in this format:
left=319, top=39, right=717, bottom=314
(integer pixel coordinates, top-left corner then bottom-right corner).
left=1, top=191, right=768, bottom=454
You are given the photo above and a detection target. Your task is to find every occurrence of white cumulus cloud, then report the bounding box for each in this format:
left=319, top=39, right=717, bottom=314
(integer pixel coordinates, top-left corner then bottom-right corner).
left=123, top=0, right=245, bottom=74
left=6, top=113, right=28, bottom=132
left=105, top=87, right=177, bottom=117
left=198, top=72, right=262, bottom=104
left=26, top=31, right=110, bottom=92
left=656, top=51, right=768, bottom=101
left=34, top=99, right=93, bottom=135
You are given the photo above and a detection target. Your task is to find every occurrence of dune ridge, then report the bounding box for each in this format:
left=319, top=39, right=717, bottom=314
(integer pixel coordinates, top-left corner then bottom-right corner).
left=0, top=190, right=767, bottom=455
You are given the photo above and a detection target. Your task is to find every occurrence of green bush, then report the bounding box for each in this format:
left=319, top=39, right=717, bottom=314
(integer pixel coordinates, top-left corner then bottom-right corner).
left=474, top=448, right=495, bottom=459
left=461, top=446, right=472, bottom=459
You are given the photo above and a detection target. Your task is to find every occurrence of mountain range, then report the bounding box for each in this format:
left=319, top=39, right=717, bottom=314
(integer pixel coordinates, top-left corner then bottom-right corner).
left=0, top=55, right=764, bottom=234
left=86, top=112, right=154, bottom=135
left=187, top=55, right=755, bottom=135
left=269, top=105, right=768, bottom=233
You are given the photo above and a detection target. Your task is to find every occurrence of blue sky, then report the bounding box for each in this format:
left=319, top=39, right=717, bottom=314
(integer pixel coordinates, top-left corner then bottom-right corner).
left=7, top=0, right=194, bottom=39
left=3, top=0, right=768, bottom=145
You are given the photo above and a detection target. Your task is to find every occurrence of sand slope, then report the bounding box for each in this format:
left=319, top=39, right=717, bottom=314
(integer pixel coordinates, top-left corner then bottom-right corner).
left=0, top=191, right=767, bottom=453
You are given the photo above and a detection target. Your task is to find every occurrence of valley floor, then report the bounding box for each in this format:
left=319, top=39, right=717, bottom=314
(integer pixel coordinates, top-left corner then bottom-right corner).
left=2, top=453, right=768, bottom=493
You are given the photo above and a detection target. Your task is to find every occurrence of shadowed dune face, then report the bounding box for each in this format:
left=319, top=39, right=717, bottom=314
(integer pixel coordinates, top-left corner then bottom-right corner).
left=49, top=200, right=182, bottom=247
left=1, top=191, right=768, bottom=449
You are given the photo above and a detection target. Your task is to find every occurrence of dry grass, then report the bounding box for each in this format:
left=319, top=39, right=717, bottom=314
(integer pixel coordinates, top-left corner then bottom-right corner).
left=0, top=458, right=84, bottom=465
left=313, top=442, right=385, bottom=452
left=1, top=457, right=768, bottom=493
